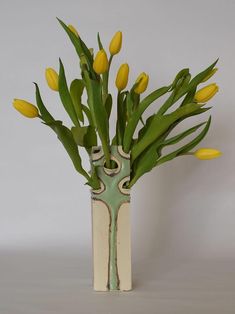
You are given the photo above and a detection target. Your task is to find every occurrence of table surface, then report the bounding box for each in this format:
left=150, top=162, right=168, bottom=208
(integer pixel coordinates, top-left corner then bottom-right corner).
left=1, top=249, right=235, bottom=314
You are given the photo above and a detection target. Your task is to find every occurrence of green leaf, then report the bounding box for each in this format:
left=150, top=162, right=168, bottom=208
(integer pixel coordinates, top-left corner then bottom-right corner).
left=131, top=102, right=205, bottom=162
left=155, top=107, right=211, bottom=156
left=82, top=105, right=94, bottom=126
left=170, top=68, right=189, bottom=90
left=105, top=93, right=112, bottom=118
left=160, top=122, right=206, bottom=147
left=111, top=134, right=117, bottom=145
left=123, top=85, right=171, bottom=152
left=57, top=18, right=94, bottom=74
left=83, top=69, right=110, bottom=164
left=157, top=116, right=211, bottom=165
left=174, top=60, right=218, bottom=102
left=116, top=92, right=127, bottom=145
left=89, top=164, right=101, bottom=190
left=129, top=142, right=160, bottom=187
left=71, top=125, right=97, bottom=147
left=156, top=91, right=175, bottom=115
left=70, top=79, right=84, bottom=123
left=71, top=125, right=87, bottom=146
left=84, top=126, right=97, bottom=147
left=58, top=59, right=79, bottom=126
left=45, top=120, right=90, bottom=181
left=34, top=83, right=54, bottom=123
left=180, top=87, right=196, bottom=107
left=97, top=32, right=103, bottom=50
left=129, top=118, right=210, bottom=187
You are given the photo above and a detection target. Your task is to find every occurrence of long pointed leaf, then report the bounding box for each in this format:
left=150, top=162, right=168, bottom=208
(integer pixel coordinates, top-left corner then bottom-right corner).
left=157, top=116, right=211, bottom=165
left=57, top=18, right=96, bottom=78
left=131, top=102, right=205, bottom=162
left=161, top=121, right=206, bottom=147
left=34, top=83, right=54, bottom=123
left=83, top=70, right=110, bottom=164
left=123, top=85, right=171, bottom=152
left=70, top=79, right=84, bottom=123
left=45, top=120, right=90, bottom=180
left=58, top=59, right=79, bottom=126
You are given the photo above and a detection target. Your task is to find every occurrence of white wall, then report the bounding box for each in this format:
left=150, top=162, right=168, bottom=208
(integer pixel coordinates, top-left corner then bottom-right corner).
left=0, top=0, right=235, bottom=260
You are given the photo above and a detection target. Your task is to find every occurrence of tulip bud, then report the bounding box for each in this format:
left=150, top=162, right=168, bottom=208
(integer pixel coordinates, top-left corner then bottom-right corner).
left=115, top=63, right=129, bottom=91
left=109, top=31, right=122, bottom=55
left=93, top=49, right=109, bottom=74
left=194, top=148, right=222, bottom=160
left=201, top=68, right=218, bottom=83
left=45, top=68, right=59, bottom=91
left=13, top=99, right=39, bottom=118
left=68, top=24, right=79, bottom=37
left=194, top=83, right=219, bottom=103
left=134, top=72, right=149, bottom=94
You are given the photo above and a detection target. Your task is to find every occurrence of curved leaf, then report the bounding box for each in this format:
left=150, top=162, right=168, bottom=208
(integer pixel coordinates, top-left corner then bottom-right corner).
left=45, top=120, right=90, bottom=181
left=161, top=121, right=206, bottom=147
left=123, top=85, right=171, bottom=152
left=58, top=59, right=79, bottom=126
left=131, top=102, right=204, bottom=162
left=57, top=18, right=95, bottom=78
left=156, top=116, right=211, bottom=165
left=70, top=79, right=84, bottom=123
left=34, top=83, right=54, bottom=123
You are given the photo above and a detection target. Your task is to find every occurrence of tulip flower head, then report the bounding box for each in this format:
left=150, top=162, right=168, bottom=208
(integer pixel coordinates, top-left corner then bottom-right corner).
left=109, top=31, right=122, bottom=55
left=45, top=68, right=59, bottom=91
left=134, top=72, right=149, bottom=94
left=93, top=49, right=109, bottom=74
left=194, top=83, right=219, bottom=103
left=68, top=24, right=79, bottom=37
left=13, top=99, right=39, bottom=118
left=115, top=63, right=129, bottom=91
left=194, top=148, right=222, bottom=160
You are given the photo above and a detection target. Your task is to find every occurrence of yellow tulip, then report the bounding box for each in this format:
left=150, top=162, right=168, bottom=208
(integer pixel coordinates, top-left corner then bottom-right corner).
left=45, top=68, right=59, bottom=91
left=13, top=99, right=39, bottom=118
left=201, top=68, right=218, bottom=83
left=109, top=31, right=122, bottom=55
left=93, top=49, right=109, bottom=74
left=194, top=83, right=219, bottom=103
left=115, top=63, right=129, bottom=91
left=68, top=24, right=79, bottom=37
left=134, top=72, right=149, bottom=94
left=194, top=148, right=222, bottom=160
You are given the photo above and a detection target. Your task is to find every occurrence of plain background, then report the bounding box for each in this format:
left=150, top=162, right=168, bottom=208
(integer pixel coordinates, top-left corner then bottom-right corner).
left=1, top=0, right=235, bottom=313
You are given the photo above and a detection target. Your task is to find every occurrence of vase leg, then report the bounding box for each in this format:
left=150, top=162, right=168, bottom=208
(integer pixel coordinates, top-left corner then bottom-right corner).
left=92, top=200, right=109, bottom=291
left=117, top=202, right=132, bottom=291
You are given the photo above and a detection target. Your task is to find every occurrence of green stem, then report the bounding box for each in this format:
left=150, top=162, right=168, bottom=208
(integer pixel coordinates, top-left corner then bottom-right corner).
left=102, top=56, right=113, bottom=104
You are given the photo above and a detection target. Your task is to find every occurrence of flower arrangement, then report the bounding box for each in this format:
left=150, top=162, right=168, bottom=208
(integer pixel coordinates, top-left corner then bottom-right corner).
left=13, top=18, right=223, bottom=291
left=13, top=20, right=221, bottom=188
left=13, top=19, right=221, bottom=191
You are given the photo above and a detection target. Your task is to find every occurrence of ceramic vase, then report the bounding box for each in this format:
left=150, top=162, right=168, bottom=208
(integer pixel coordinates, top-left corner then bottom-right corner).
left=90, top=145, right=132, bottom=291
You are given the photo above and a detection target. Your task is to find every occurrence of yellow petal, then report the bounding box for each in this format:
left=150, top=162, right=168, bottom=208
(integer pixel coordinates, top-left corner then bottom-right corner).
left=134, top=72, right=149, bottom=94
left=194, top=83, right=219, bottom=102
left=194, top=148, right=222, bottom=160
left=115, top=63, right=129, bottom=91
left=93, top=49, right=109, bottom=74
left=13, top=99, right=39, bottom=118
left=45, top=68, right=59, bottom=91
left=109, top=31, right=122, bottom=55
